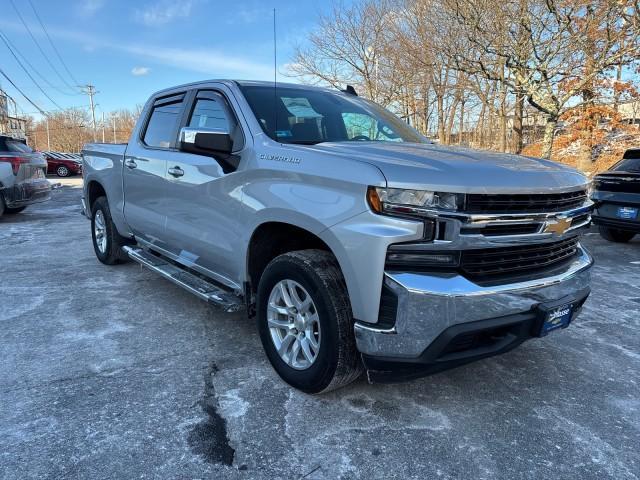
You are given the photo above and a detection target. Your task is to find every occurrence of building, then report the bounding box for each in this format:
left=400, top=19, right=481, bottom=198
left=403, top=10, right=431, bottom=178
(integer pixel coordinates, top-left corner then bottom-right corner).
left=0, top=89, right=27, bottom=139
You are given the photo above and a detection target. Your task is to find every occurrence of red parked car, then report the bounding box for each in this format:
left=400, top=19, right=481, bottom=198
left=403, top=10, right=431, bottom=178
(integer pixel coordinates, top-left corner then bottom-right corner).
left=42, top=151, right=82, bottom=177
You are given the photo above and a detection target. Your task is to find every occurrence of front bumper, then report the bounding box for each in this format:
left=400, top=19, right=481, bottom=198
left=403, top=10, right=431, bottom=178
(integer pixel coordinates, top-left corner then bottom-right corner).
left=1, top=180, right=52, bottom=208
left=354, top=243, right=593, bottom=381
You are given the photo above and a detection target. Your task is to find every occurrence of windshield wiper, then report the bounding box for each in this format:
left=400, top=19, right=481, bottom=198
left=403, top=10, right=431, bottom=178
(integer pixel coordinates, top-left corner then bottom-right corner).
left=281, top=140, right=325, bottom=145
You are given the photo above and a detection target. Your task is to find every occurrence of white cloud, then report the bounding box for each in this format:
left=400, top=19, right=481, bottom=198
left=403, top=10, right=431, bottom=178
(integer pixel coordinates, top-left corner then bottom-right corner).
left=134, top=0, right=195, bottom=27
left=131, top=66, right=151, bottom=76
left=0, top=19, right=280, bottom=81
left=122, top=45, right=275, bottom=79
left=78, top=0, right=105, bottom=17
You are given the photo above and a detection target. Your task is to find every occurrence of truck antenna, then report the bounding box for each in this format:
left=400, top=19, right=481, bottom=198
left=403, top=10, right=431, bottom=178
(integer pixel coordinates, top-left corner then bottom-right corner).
left=273, top=8, right=278, bottom=141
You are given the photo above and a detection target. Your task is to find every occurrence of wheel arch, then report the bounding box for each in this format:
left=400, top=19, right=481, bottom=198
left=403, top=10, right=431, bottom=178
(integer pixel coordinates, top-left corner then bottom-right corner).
left=245, top=220, right=350, bottom=315
left=86, top=180, right=107, bottom=213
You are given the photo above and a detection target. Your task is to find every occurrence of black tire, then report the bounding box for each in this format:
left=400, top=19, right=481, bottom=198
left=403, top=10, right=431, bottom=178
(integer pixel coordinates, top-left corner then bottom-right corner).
left=91, top=196, right=131, bottom=265
left=0, top=195, right=4, bottom=218
left=598, top=226, right=636, bottom=243
left=257, top=250, right=362, bottom=393
left=56, top=165, right=70, bottom=177
left=5, top=206, right=27, bottom=214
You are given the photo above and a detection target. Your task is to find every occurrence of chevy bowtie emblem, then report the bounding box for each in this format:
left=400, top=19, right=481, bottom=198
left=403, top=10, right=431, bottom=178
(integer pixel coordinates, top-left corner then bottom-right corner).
left=543, top=217, right=572, bottom=235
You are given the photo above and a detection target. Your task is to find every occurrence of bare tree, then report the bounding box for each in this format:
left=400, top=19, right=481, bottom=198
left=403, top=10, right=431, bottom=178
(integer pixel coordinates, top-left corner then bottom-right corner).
left=439, top=0, right=640, bottom=158
left=289, top=0, right=400, bottom=105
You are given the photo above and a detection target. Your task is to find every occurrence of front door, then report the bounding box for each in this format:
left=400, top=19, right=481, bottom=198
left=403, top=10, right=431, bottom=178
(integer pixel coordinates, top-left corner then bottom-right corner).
left=162, top=88, right=247, bottom=289
left=123, top=92, right=186, bottom=250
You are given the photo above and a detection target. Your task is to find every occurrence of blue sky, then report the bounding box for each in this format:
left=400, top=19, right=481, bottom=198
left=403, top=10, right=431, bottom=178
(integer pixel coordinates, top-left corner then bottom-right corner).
left=0, top=0, right=338, bottom=119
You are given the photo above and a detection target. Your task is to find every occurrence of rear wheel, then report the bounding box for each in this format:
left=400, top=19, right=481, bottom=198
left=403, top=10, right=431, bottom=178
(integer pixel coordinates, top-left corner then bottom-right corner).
left=91, top=196, right=131, bottom=265
left=257, top=250, right=362, bottom=393
left=598, top=226, right=636, bottom=243
left=56, top=165, right=70, bottom=177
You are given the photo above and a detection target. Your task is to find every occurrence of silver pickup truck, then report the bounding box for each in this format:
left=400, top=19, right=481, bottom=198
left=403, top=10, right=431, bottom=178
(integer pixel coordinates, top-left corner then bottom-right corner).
left=82, top=80, right=593, bottom=393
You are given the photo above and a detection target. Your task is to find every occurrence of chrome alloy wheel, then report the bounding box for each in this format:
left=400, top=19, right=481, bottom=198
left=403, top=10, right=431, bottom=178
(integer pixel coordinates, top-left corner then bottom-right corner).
left=94, top=210, right=107, bottom=254
left=267, top=279, right=321, bottom=370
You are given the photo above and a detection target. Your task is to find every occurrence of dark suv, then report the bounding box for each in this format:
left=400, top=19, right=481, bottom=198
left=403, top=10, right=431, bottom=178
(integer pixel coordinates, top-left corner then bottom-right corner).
left=591, top=148, right=640, bottom=242
left=0, top=135, right=51, bottom=218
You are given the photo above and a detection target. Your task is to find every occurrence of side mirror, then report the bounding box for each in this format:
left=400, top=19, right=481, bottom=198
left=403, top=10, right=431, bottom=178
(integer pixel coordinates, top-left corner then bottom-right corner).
left=179, top=127, right=233, bottom=156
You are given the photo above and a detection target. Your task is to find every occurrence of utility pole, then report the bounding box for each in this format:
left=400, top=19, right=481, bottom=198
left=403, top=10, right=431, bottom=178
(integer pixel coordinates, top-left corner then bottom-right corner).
left=111, top=114, right=117, bottom=143
left=81, top=84, right=98, bottom=141
left=46, top=116, right=50, bottom=150
left=101, top=111, right=105, bottom=142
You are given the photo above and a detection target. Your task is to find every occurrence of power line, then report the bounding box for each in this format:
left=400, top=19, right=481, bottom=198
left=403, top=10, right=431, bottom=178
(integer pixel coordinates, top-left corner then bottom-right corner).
left=27, top=0, right=81, bottom=87
left=8, top=0, right=79, bottom=95
left=0, top=32, right=64, bottom=111
left=0, top=30, right=81, bottom=97
left=0, top=67, right=47, bottom=115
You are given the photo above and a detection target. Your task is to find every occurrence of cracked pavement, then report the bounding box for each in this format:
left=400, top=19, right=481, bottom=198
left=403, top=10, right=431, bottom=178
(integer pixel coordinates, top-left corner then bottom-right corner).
left=1, top=178, right=639, bottom=479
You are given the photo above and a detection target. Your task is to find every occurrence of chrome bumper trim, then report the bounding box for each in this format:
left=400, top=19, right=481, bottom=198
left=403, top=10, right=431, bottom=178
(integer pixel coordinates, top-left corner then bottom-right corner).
left=354, top=244, right=593, bottom=358
left=409, top=201, right=594, bottom=225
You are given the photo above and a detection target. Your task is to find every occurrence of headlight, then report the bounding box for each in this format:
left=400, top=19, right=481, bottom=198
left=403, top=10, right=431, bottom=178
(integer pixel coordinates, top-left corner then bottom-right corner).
left=367, top=186, right=462, bottom=216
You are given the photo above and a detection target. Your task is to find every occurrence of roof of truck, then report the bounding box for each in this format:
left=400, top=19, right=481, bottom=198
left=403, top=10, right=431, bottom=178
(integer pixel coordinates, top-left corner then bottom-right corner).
left=151, top=79, right=338, bottom=98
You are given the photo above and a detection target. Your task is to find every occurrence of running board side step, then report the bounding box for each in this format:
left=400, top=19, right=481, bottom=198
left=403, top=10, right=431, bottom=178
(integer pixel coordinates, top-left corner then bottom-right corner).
left=123, top=246, right=244, bottom=313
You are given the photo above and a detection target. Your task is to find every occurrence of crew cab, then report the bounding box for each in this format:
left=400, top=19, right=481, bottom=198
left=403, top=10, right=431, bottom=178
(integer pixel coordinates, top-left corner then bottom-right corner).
left=591, top=148, right=640, bottom=243
left=81, top=80, right=593, bottom=392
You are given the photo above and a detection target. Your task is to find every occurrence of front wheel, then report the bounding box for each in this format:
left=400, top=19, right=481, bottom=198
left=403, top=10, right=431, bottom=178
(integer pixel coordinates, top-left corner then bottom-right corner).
left=56, top=165, right=70, bottom=177
left=257, top=250, right=362, bottom=393
left=598, top=226, right=636, bottom=243
left=91, top=196, right=131, bottom=265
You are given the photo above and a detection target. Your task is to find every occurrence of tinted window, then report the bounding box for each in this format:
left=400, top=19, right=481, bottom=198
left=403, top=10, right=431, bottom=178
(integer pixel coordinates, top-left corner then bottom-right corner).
left=0, top=137, right=33, bottom=153
left=613, top=150, right=640, bottom=172
left=240, top=85, right=426, bottom=145
left=143, top=99, right=184, bottom=148
left=189, top=98, right=229, bottom=131
left=187, top=92, right=243, bottom=150
left=7, top=140, right=33, bottom=153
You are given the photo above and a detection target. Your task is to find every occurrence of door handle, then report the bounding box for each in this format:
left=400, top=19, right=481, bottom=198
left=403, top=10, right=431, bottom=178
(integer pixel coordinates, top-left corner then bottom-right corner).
left=124, top=158, right=137, bottom=169
left=168, top=166, right=184, bottom=177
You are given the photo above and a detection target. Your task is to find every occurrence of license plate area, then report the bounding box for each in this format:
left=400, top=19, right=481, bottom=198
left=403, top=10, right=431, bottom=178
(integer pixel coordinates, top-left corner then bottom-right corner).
left=535, top=301, right=577, bottom=337
left=616, top=206, right=638, bottom=220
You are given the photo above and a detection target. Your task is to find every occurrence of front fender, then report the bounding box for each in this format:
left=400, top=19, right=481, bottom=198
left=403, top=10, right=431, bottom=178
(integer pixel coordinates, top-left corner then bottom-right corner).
left=320, top=211, right=423, bottom=324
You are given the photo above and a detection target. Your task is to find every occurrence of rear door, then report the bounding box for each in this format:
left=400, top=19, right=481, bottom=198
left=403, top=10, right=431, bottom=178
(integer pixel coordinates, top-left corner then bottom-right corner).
left=123, top=92, right=186, bottom=249
left=162, top=87, right=247, bottom=288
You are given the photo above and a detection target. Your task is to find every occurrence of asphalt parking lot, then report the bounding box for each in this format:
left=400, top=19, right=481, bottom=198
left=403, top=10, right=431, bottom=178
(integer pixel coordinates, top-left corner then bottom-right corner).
left=1, top=178, right=639, bottom=479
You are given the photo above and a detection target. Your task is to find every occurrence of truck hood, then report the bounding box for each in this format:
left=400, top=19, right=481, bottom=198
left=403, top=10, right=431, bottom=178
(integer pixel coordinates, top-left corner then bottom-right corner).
left=301, top=142, right=588, bottom=194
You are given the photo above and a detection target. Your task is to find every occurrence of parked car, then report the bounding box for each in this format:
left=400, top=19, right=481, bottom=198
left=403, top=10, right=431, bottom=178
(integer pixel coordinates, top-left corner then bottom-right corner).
left=591, top=148, right=640, bottom=242
left=0, top=135, right=51, bottom=217
left=82, top=80, right=593, bottom=393
left=42, top=151, right=82, bottom=177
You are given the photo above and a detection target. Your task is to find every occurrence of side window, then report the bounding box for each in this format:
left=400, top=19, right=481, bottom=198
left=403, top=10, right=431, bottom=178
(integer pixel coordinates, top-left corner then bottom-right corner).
left=188, top=91, right=244, bottom=151
left=189, top=98, right=229, bottom=131
left=143, top=94, right=184, bottom=148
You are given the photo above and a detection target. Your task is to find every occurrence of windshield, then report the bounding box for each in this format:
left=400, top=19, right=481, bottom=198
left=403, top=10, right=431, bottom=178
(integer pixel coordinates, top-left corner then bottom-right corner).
left=0, top=137, right=34, bottom=153
left=612, top=150, right=640, bottom=172
left=239, top=85, right=427, bottom=145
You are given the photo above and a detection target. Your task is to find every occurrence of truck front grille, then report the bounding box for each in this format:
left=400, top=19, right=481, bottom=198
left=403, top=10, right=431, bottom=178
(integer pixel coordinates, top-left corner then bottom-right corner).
left=594, top=175, right=640, bottom=194
left=460, top=237, right=580, bottom=281
left=465, top=190, right=587, bottom=213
